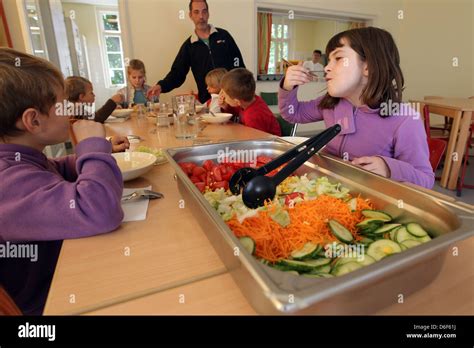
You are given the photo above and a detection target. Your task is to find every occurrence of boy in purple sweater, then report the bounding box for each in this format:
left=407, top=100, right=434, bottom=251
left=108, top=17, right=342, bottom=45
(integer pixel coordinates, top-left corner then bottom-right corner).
left=279, top=27, right=434, bottom=189
left=0, top=48, right=124, bottom=314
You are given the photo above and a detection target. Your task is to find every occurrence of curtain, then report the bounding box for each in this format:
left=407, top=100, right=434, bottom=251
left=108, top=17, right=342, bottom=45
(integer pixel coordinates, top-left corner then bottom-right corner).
left=349, top=21, right=366, bottom=29
left=258, top=12, right=272, bottom=74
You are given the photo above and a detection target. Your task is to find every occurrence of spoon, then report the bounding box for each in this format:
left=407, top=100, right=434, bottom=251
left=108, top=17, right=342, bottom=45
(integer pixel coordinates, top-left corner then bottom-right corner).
left=121, top=189, right=164, bottom=203
left=241, top=124, right=341, bottom=208
left=229, top=126, right=338, bottom=195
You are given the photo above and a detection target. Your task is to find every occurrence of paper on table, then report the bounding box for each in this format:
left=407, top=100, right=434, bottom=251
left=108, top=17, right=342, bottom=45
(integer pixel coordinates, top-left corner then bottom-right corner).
left=121, top=186, right=152, bottom=222
left=105, top=115, right=130, bottom=123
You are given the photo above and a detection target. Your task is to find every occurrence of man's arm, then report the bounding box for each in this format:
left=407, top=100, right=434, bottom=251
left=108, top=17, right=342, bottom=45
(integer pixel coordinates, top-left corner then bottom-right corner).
left=158, top=39, right=192, bottom=93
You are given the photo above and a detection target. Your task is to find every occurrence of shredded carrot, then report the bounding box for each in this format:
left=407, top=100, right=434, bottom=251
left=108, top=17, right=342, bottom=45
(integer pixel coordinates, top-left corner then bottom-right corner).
left=227, top=194, right=373, bottom=262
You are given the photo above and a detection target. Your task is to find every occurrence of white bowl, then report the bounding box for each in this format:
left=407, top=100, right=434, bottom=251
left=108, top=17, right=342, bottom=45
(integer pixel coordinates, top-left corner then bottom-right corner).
left=201, top=113, right=233, bottom=124
left=111, top=109, right=133, bottom=118
left=280, top=136, right=309, bottom=145
left=112, top=152, right=157, bottom=181
left=195, top=104, right=206, bottom=113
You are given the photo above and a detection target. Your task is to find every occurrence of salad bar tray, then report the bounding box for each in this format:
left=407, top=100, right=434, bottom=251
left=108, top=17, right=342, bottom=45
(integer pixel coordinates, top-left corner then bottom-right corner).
left=165, top=138, right=474, bottom=314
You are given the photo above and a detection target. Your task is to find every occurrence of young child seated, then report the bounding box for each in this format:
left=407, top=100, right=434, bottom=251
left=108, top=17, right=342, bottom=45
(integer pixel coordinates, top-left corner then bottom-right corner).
left=279, top=27, right=434, bottom=188
left=220, top=68, right=281, bottom=136
left=65, top=76, right=123, bottom=123
left=117, top=59, right=154, bottom=107
left=205, top=68, right=227, bottom=113
left=0, top=48, right=125, bottom=315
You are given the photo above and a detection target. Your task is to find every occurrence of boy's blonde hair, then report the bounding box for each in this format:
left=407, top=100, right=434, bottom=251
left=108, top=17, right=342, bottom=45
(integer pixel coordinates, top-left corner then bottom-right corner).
left=127, top=59, right=146, bottom=76
left=0, top=48, right=64, bottom=138
left=64, top=76, right=92, bottom=102
left=205, top=68, right=227, bottom=89
left=220, top=68, right=255, bottom=102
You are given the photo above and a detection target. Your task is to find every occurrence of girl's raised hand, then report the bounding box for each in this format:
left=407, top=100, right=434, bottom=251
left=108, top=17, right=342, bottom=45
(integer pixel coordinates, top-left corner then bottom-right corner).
left=352, top=156, right=391, bottom=177
left=282, top=62, right=312, bottom=91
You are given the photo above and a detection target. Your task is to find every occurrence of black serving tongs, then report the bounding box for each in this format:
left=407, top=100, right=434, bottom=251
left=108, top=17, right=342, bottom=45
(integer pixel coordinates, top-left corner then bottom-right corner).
left=230, top=124, right=341, bottom=208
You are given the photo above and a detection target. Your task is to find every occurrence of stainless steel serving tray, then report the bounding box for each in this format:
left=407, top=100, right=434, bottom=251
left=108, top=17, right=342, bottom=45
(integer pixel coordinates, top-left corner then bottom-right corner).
left=165, top=138, right=474, bottom=314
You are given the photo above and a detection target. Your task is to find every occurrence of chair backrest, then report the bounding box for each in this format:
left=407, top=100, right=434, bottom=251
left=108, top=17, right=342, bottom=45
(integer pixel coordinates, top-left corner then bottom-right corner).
left=275, top=114, right=297, bottom=136
left=428, top=138, right=447, bottom=171
left=0, top=286, right=22, bottom=315
left=260, top=92, right=278, bottom=106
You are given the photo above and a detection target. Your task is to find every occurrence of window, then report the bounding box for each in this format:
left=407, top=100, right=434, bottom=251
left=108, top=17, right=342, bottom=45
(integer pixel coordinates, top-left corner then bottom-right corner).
left=268, top=16, right=290, bottom=74
left=24, top=0, right=48, bottom=59
left=98, top=10, right=125, bottom=87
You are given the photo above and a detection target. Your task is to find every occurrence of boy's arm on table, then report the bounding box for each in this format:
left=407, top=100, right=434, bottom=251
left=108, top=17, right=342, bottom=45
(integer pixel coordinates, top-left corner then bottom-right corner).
left=2, top=138, right=124, bottom=242
left=380, top=118, right=435, bottom=189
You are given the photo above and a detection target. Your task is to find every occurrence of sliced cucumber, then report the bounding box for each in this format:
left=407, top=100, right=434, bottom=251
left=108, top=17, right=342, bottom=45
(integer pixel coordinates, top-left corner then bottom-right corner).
left=276, top=259, right=330, bottom=273
left=285, top=271, right=300, bottom=276
left=347, top=198, right=358, bottom=212
left=303, top=258, right=332, bottom=268
left=239, top=236, right=256, bottom=255
left=309, top=264, right=331, bottom=274
left=373, top=223, right=402, bottom=234
left=361, top=210, right=392, bottom=222
left=356, top=219, right=384, bottom=233
left=395, top=226, right=417, bottom=244
left=401, top=239, right=422, bottom=249
left=332, top=262, right=363, bottom=276
left=400, top=243, right=408, bottom=251
left=367, top=240, right=402, bottom=261
left=417, top=235, right=432, bottom=243
left=328, top=220, right=354, bottom=243
left=359, top=237, right=374, bottom=245
left=406, top=223, right=428, bottom=237
left=389, top=226, right=402, bottom=241
left=290, top=242, right=321, bottom=260
left=336, top=254, right=376, bottom=267
left=357, top=254, right=376, bottom=266
left=303, top=273, right=334, bottom=278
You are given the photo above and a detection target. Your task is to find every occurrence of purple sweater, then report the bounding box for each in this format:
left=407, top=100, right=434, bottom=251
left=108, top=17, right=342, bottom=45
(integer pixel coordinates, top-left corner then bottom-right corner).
left=279, top=87, right=435, bottom=189
left=0, top=138, right=124, bottom=314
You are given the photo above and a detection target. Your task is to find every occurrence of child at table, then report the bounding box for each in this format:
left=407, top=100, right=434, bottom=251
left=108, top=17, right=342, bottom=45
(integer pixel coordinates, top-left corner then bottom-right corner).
left=65, top=76, right=124, bottom=123
left=0, top=48, right=124, bottom=315
left=220, top=68, right=281, bottom=136
left=279, top=27, right=434, bottom=188
left=117, top=59, right=154, bottom=107
left=204, top=68, right=227, bottom=113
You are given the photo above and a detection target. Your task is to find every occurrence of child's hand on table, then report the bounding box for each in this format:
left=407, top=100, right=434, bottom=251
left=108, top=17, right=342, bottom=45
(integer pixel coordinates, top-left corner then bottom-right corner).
left=111, top=93, right=124, bottom=105
left=352, top=156, right=391, bottom=177
left=109, top=135, right=130, bottom=153
left=283, top=62, right=312, bottom=91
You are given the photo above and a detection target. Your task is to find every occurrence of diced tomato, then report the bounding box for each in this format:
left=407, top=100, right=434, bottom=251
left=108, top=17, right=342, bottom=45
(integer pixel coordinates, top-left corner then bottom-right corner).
left=284, top=192, right=304, bottom=206
left=189, top=176, right=201, bottom=183
left=212, top=167, right=222, bottom=181
left=213, top=181, right=229, bottom=190
left=199, top=173, right=207, bottom=182
left=179, top=162, right=197, bottom=175
left=195, top=182, right=206, bottom=192
left=202, top=160, right=215, bottom=172
left=218, top=164, right=227, bottom=175
left=192, top=166, right=206, bottom=177
left=206, top=172, right=213, bottom=187
left=222, top=172, right=233, bottom=181
left=257, top=156, right=273, bottom=165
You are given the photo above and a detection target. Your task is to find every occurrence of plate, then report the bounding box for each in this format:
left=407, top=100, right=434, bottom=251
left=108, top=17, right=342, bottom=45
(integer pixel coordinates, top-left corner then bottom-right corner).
left=112, top=109, right=133, bottom=118
left=201, top=113, right=233, bottom=124
left=112, top=152, right=157, bottom=181
left=279, top=136, right=309, bottom=145
left=195, top=104, right=206, bottom=113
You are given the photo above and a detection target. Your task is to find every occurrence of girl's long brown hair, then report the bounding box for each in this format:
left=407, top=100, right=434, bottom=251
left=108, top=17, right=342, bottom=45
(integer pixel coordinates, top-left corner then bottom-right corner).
left=319, top=27, right=404, bottom=115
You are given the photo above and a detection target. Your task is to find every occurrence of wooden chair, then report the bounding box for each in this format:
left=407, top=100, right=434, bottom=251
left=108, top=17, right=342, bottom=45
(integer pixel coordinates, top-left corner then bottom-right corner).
left=423, top=105, right=447, bottom=172
left=0, top=286, right=22, bottom=315
left=456, top=96, right=474, bottom=196
left=424, top=96, right=452, bottom=135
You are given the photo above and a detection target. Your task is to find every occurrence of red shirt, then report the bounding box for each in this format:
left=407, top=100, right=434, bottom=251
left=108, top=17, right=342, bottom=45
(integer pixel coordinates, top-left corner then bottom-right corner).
left=240, top=96, right=281, bottom=136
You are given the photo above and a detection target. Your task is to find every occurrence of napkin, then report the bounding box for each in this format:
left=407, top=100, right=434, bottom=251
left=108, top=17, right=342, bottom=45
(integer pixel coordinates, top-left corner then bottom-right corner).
left=121, top=186, right=152, bottom=222
left=105, top=115, right=130, bottom=123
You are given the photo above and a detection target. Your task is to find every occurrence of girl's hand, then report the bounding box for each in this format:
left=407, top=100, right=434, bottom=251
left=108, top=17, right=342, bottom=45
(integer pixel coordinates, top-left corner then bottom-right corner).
left=109, top=135, right=130, bottom=153
left=282, top=62, right=311, bottom=91
left=352, top=156, right=391, bottom=177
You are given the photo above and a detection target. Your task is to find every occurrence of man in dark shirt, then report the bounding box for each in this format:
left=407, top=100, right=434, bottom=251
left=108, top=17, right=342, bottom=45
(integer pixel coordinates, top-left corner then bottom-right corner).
left=147, top=0, right=245, bottom=103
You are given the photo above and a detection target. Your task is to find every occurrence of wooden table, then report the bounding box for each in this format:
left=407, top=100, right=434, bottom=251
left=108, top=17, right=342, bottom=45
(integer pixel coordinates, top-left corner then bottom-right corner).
left=44, top=115, right=474, bottom=315
left=412, top=98, right=474, bottom=190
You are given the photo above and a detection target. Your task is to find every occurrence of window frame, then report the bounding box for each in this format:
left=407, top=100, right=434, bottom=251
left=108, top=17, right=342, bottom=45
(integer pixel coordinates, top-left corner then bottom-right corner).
left=96, top=9, right=126, bottom=88
left=268, top=16, right=291, bottom=74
